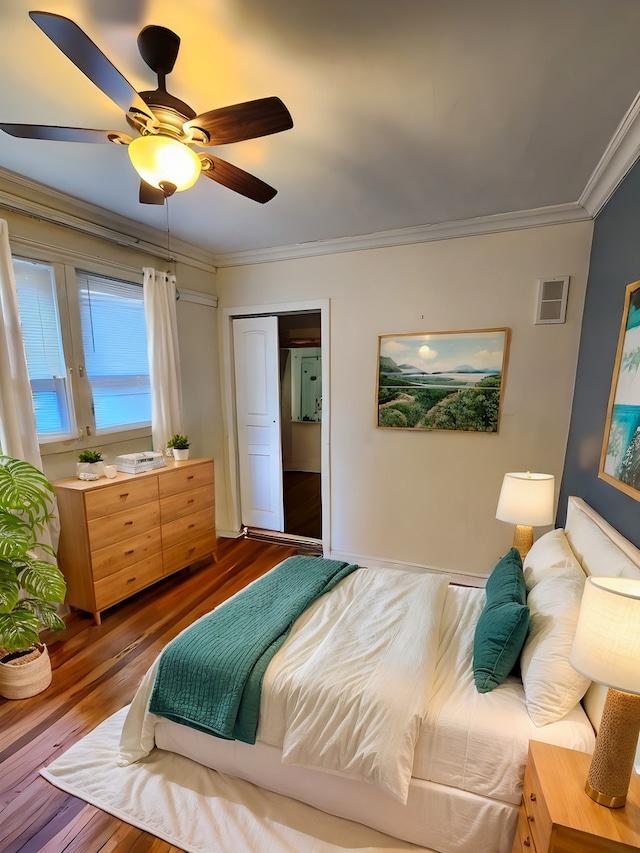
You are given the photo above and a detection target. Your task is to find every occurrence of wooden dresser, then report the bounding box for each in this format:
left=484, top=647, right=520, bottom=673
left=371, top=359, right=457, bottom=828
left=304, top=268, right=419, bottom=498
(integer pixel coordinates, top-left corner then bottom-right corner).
left=513, top=740, right=640, bottom=853
left=54, top=458, right=216, bottom=624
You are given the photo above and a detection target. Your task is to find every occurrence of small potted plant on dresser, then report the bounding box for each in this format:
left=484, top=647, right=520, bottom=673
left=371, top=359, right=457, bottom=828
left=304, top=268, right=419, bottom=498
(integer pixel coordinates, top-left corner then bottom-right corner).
left=77, top=449, right=105, bottom=480
left=0, top=455, right=67, bottom=699
left=167, top=433, right=190, bottom=461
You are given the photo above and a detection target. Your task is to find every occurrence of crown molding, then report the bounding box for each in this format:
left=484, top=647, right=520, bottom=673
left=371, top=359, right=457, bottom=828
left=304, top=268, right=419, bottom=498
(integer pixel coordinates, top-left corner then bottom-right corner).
left=213, top=202, right=591, bottom=267
left=0, top=169, right=218, bottom=273
left=579, top=90, right=640, bottom=217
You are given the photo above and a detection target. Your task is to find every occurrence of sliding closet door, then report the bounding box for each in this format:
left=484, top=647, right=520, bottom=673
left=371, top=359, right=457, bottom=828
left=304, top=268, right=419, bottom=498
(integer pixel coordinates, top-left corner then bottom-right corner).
left=232, top=316, right=284, bottom=531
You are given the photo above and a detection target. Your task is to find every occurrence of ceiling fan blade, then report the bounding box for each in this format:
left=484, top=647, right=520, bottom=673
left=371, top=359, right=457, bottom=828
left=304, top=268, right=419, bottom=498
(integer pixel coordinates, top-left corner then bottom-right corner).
left=185, top=97, right=293, bottom=145
left=200, top=155, right=277, bottom=203
left=139, top=180, right=166, bottom=205
left=0, top=123, right=119, bottom=143
left=29, top=11, right=156, bottom=122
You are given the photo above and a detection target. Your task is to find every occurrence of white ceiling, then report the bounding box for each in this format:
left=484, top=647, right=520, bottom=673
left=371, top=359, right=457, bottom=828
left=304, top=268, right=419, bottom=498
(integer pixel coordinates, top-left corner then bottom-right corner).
left=1, top=0, right=640, bottom=260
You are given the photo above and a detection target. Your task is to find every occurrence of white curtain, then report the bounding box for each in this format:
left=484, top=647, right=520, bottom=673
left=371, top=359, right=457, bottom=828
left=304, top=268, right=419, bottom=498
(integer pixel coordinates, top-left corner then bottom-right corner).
left=0, top=218, right=59, bottom=551
left=0, top=219, right=43, bottom=467
left=143, top=267, right=184, bottom=453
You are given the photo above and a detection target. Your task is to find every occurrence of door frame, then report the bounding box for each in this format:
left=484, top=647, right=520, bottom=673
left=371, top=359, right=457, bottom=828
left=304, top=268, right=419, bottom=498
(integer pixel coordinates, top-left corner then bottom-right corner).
left=221, top=298, right=331, bottom=551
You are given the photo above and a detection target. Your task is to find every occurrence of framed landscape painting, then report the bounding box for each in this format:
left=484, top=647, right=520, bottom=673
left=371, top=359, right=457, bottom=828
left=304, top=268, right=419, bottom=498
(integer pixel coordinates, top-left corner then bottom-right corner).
left=599, top=279, right=640, bottom=500
left=376, top=327, right=509, bottom=432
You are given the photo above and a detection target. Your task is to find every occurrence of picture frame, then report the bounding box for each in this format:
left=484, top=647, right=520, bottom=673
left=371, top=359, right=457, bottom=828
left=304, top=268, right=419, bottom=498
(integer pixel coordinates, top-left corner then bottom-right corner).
left=376, top=327, right=510, bottom=432
left=599, top=279, right=640, bottom=499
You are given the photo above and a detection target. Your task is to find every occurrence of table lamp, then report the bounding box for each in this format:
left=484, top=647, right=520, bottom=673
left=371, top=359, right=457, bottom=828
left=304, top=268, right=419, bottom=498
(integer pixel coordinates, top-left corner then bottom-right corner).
left=570, top=576, right=640, bottom=807
left=495, top=472, right=555, bottom=558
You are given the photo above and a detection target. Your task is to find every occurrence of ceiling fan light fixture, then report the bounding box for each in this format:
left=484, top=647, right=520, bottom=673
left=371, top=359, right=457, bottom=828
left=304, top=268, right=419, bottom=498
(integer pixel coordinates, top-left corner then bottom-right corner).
left=128, top=134, right=201, bottom=192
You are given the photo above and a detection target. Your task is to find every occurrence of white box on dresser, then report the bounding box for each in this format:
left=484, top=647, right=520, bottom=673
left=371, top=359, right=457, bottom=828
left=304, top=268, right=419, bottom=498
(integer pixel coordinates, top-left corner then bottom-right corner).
left=54, top=458, right=216, bottom=624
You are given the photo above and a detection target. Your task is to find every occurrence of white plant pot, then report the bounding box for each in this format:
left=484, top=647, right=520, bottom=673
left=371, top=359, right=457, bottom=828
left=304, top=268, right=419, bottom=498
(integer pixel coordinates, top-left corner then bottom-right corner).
left=172, top=448, right=189, bottom=461
left=76, top=461, right=105, bottom=479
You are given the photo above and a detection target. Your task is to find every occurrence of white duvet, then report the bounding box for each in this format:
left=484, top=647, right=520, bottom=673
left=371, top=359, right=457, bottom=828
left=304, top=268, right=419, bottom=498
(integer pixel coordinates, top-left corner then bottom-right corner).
left=258, top=568, right=450, bottom=802
left=119, top=567, right=450, bottom=804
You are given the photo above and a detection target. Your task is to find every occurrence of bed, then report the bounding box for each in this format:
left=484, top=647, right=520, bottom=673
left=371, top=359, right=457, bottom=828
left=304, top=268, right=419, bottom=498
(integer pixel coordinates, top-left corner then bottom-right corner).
left=117, top=496, right=640, bottom=853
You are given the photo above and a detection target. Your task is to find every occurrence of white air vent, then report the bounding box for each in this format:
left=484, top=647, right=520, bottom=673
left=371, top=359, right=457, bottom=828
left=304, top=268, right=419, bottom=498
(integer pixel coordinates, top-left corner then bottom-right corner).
left=535, top=276, right=570, bottom=325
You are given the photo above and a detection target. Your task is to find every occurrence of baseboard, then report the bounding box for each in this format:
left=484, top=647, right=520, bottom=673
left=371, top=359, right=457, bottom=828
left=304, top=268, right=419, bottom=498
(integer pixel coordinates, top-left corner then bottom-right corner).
left=327, top=549, right=487, bottom=588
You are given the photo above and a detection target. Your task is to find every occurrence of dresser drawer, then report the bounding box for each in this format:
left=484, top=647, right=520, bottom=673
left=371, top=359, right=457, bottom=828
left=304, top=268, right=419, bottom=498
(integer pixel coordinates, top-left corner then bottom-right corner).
left=163, top=530, right=217, bottom=576
left=94, top=555, right=164, bottom=610
left=91, top=530, right=162, bottom=581
left=160, top=483, right=214, bottom=524
left=88, top=501, right=160, bottom=551
left=85, top=476, right=158, bottom=520
left=158, top=460, right=214, bottom=498
left=161, top=505, right=215, bottom=550
left=523, top=756, right=552, bottom=853
left=512, top=803, right=536, bottom=853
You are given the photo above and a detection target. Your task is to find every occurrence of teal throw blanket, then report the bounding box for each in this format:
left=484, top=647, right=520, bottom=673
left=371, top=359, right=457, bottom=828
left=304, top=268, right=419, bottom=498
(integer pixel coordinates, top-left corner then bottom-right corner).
left=148, top=556, right=358, bottom=744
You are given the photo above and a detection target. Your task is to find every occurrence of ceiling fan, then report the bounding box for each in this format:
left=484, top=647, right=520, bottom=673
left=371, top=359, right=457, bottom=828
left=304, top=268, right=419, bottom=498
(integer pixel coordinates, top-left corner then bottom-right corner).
left=0, top=11, right=293, bottom=205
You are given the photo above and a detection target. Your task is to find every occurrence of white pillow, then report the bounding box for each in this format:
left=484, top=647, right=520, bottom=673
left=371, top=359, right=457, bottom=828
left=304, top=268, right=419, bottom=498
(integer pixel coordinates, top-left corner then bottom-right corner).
left=520, top=531, right=591, bottom=726
left=523, top=528, right=581, bottom=591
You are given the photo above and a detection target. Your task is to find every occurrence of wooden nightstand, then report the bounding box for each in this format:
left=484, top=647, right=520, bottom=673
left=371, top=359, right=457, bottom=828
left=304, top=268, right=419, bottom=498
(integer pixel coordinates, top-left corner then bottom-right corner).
left=512, top=740, right=640, bottom=853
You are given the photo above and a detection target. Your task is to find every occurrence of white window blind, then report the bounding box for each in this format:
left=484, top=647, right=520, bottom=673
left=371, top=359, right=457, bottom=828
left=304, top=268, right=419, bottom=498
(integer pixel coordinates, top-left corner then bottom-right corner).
left=77, top=272, right=151, bottom=432
left=13, top=258, right=72, bottom=438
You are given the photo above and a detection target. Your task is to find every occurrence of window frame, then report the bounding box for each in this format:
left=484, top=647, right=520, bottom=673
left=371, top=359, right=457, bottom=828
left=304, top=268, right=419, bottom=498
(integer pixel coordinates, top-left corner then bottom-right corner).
left=12, top=250, right=151, bottom=456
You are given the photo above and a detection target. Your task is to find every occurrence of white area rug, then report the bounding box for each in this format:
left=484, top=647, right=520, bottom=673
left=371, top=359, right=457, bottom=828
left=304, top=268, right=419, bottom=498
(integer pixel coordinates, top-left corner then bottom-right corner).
left=41, top=707, right=433, bottom=853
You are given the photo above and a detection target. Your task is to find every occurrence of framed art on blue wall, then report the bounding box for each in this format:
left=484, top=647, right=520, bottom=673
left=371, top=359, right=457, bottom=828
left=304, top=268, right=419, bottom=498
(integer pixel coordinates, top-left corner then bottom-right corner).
left=376, top=327, right=509, bottom=432
left=600, top=279, right=640, bottom=499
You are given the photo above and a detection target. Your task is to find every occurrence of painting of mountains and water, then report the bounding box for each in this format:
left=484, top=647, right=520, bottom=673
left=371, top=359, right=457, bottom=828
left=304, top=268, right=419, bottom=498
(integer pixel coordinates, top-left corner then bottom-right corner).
left=377, top=328, right=509, bottom=432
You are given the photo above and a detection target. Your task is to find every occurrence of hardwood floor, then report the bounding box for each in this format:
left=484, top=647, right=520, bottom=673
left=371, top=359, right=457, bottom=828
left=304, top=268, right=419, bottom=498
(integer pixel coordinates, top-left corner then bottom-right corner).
left=283, top=471, right=321, bottom=539
left=0, top=536, right=303, bottom=852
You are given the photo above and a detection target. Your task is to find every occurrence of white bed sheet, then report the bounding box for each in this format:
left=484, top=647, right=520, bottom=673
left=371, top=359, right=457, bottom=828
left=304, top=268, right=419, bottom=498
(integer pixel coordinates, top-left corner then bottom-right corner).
left=416, top=584, right=595, bottom=804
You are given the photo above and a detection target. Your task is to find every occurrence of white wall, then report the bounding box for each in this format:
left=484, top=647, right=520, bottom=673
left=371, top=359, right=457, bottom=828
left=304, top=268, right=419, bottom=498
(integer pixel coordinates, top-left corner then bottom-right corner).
left=216, top=221, right=594, bottom=578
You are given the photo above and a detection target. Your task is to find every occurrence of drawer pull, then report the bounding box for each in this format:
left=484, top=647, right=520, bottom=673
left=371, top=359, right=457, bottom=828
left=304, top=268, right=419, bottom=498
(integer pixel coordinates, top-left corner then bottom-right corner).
left=529, top=793, right=536, bottom=803
left=188, top=523, right=195, bottom=529
left=188, top=547, right=195, bottom=554
left=523, top=838, right=530, bottom=848
left=187, top=475, right=194, bottom=480
left=124, top=520, right=134, bottom=526
left=124, top=549, right=134, bottom=556
left=126, top=576, right=136, bottom=584
left=187, top=499, right=194, bottom=504
left=120, top=492, right=129, bottom=498
left=527, top=816, right=534, bottom=823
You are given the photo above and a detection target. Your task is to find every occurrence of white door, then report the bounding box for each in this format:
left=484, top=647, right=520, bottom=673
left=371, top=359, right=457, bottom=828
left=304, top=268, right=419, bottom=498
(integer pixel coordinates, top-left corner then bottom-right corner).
left=233, top=316, right=284, bottom=531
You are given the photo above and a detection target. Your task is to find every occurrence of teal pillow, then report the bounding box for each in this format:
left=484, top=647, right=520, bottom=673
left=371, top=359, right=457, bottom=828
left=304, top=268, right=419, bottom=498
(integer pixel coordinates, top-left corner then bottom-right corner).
left=473, top=548, right=529, bottom=693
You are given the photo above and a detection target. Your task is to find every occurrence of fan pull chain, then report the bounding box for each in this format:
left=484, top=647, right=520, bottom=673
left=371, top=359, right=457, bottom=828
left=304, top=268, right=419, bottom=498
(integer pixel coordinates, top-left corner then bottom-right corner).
left=164, top=198, right=179, bottom=300
left=165, top=198, right=171, bottom=271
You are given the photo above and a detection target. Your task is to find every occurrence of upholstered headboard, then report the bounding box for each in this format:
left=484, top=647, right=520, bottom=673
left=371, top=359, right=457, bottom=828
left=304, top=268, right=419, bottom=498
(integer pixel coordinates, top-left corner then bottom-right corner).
left=564, top=495, right=640, bottom=761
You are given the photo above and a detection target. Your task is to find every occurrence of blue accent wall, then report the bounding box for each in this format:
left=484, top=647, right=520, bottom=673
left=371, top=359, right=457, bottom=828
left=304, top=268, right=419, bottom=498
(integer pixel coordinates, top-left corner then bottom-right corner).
left=558, top=158, right=640, bottom=542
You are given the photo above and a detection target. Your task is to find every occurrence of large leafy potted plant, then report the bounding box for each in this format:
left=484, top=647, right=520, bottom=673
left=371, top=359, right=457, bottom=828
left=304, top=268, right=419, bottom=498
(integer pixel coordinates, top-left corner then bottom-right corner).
left=0, top=455, right=66, bottom=699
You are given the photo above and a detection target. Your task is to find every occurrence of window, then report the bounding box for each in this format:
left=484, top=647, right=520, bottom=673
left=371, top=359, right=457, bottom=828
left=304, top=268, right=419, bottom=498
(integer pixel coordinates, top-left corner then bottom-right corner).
left=13, top=257, right=150, bottom=449
left=13, top=259, right=73, bottom=440
left=77, top=272, right=150, bottom=433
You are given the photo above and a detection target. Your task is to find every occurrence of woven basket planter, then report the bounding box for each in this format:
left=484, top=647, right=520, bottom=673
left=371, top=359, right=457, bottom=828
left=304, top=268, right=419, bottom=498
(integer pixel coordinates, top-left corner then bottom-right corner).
left=0, top=643, right=52, bottom=700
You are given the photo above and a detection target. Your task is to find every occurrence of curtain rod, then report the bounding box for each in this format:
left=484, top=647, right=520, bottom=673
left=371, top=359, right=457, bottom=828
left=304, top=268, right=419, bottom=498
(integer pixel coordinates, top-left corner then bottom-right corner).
left=0, top=197, right=217, bottom=275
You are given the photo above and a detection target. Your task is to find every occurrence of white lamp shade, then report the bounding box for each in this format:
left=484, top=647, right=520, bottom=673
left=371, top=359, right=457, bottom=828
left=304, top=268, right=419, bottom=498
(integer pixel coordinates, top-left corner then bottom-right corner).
left=570, top=576, right=640, bottom=695
left=495, top=472, right=555, bottom=526
left=128, top=135, right=201, bottom=192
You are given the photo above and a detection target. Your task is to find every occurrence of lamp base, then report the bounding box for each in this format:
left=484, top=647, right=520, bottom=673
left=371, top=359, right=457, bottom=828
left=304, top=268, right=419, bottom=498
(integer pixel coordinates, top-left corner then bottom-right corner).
left=585, top=780, right=627, bottom=809
left=512, top=525, right=533, bottom=560
left=585, top=688, right=640, bottom=808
